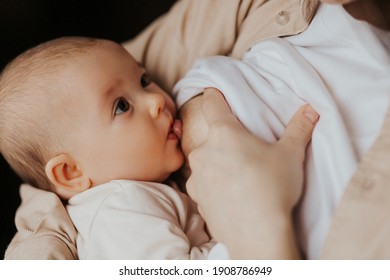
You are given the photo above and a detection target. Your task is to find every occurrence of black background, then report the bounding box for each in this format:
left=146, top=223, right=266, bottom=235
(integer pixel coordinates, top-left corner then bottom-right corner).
left=0, top=0, right=176, bottom=259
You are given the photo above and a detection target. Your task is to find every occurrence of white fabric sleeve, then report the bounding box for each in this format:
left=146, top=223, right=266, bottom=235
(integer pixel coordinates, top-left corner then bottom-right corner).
left=173, top=56, right=305, bottom=143
left=207, top=242, right=230, bottom=260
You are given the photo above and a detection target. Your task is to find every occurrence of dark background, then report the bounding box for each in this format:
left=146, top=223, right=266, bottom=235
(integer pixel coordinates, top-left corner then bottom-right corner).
left=0, top=0, right=176, bottom=259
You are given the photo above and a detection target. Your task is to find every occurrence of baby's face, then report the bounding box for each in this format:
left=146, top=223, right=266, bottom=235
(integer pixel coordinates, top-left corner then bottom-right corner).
left=61, top=41, right=184, bottom=185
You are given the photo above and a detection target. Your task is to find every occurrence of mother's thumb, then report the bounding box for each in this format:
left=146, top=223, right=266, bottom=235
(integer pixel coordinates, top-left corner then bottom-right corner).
left=280, top=104, right=319, bottom=150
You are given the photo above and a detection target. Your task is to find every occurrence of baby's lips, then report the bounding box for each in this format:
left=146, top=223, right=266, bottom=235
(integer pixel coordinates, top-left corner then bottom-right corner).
left=173, top=119, right=183, bottom=139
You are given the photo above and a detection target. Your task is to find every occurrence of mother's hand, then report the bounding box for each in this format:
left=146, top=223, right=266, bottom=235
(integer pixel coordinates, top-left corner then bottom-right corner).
left=186, top=88, right=319, bottom=259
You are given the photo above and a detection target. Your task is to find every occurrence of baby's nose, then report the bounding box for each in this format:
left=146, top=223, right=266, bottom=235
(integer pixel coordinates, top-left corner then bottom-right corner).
left=147, top=93, right=165, bottom=118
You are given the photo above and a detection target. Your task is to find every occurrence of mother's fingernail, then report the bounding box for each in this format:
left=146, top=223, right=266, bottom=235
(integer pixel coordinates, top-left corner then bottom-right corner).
left=303, top=104, right=319, bottom=124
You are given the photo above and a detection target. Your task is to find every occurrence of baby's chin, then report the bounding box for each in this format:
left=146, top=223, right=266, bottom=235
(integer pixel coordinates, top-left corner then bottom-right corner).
left=167, top=154, right=184, bottom=178
left=162, top=154, right=186, bottom=181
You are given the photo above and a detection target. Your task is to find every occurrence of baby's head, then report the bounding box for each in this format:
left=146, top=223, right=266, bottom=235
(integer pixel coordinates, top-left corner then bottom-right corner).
left=0, top=37, right=184, bottom=200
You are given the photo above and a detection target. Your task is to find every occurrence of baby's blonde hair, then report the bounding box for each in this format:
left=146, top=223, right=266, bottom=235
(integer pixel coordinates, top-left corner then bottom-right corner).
left=0, top=37, right=99, bottom=191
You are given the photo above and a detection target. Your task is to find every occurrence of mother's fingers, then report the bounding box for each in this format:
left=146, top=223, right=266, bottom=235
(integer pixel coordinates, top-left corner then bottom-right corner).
left=278, top=104, right=319, bottom=159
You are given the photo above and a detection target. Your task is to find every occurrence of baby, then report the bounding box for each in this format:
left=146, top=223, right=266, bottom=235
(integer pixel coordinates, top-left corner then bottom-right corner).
left=0, top=37, right=221, bottom=259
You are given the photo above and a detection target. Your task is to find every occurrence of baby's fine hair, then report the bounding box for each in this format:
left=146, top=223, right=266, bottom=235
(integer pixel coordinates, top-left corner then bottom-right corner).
left=0, top=37, right=99, bottom=191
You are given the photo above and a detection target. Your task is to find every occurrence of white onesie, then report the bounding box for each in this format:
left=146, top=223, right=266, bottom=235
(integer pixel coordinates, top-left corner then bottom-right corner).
left=174, top=4, right=390, bottom=259
left=67, top=180, right=227, bottom=259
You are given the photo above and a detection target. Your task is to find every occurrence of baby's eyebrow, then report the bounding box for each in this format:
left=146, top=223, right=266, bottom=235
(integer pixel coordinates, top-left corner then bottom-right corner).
left=106, top=82, right=118, bottom=95
left=103, top=79, right=123, bottom=102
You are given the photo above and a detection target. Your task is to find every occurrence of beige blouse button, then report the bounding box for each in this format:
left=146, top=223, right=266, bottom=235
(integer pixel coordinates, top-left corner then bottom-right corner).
left=276, top=11, right=290, bottom=25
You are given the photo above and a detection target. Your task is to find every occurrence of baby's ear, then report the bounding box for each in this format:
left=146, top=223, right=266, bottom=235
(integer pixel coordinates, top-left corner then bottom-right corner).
left=45, top=154, right=91, bottom=200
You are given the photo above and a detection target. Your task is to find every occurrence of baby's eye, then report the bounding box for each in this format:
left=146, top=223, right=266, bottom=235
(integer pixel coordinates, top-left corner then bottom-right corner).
left=114, top=97, right=130, bottom=116
left=140, top=73, right=152, bottom=88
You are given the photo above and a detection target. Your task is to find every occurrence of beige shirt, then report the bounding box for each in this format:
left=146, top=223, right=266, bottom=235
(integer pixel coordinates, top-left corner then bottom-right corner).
left=6, top=0, right=390, bottom=259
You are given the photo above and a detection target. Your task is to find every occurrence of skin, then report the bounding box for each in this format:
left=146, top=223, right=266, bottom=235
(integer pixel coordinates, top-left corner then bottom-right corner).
left=324, top=0, right=389, bottom=30
left=45, top=40, right=184, bottom=199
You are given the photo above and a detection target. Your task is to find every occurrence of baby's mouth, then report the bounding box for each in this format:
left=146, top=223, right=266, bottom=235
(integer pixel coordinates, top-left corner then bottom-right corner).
left=168, top=119, right=183, bottom=140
